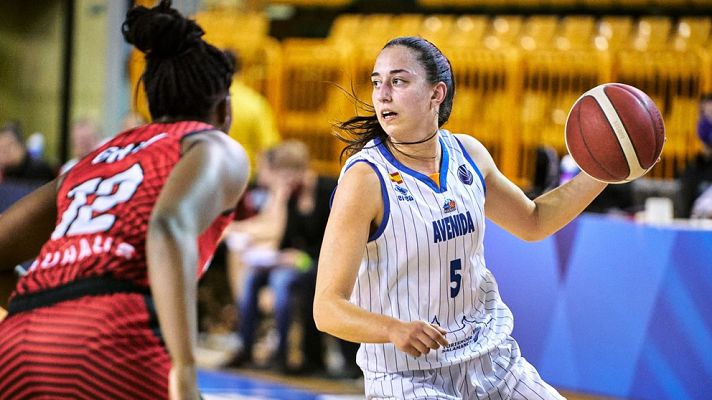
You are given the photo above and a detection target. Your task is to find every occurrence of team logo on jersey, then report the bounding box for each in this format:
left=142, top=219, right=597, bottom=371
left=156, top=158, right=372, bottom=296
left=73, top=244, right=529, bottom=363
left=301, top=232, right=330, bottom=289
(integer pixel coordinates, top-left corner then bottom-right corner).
left=443, top=198, right=457, bottom=213
left=457, top=164, right=474, bottom=185
left=394, top=185, right=414, bottom=202
left=389, top=171, right=403, bottom=184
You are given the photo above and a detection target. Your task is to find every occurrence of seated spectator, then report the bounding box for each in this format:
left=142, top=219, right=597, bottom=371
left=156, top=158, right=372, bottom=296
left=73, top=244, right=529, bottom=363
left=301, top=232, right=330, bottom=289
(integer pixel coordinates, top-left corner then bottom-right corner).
left=226, top=141, right=357, bottom=376
left=526, top=145, right=559, bottom=199
left=0, top=121, right=55, bottom=185
left=679, top=93, right=712, bottom=218
left=59, top=118, right=103, bottom=174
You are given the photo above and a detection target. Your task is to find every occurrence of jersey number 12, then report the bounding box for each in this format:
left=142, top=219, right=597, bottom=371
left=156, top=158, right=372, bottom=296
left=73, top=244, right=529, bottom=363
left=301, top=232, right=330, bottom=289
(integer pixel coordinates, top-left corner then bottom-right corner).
left=51, top=163, right=144, bottom=239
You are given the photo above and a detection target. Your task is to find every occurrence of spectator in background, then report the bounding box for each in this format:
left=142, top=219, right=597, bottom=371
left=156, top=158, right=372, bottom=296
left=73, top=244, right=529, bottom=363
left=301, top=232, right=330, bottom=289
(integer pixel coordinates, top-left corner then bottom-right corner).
left=227, top=141, right=358, bottom=376
left=0, top=121, right=55, bottom=185
left=679, top=92, right=712, bottom=218
left=526, top=145, right=559, bottom=198
left=59, top=118, right=103, bottom=174
left=225, top=50, right=281, bottom=175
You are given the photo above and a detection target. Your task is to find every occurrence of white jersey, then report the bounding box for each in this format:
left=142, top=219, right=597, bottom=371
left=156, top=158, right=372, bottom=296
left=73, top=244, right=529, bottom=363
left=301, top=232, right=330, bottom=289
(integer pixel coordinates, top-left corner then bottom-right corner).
left=341, top=130, right=517, bottom=373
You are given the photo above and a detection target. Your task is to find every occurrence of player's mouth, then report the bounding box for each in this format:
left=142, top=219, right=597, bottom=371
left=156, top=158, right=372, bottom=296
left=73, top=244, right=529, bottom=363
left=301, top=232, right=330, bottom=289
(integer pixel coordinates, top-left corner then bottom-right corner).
left=381, top=110, right=398, bottom=122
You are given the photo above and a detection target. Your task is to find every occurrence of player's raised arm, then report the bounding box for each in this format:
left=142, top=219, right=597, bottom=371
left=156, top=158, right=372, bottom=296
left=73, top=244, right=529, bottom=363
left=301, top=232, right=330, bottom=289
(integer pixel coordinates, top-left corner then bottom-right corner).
left=456, top=134, right=607, bottom=242
left=147, top=132, right=247, bottom=396
left=313, top=162, right=447, bottom=358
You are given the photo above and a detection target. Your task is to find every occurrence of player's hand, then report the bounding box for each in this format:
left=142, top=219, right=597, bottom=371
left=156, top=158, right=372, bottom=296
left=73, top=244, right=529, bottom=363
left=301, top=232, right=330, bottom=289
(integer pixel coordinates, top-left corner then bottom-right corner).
left=0, top=306, right=7, bottom=322
left=389, top=320, right=449, bottom=357
left=169, top=363, right=200, bottom=400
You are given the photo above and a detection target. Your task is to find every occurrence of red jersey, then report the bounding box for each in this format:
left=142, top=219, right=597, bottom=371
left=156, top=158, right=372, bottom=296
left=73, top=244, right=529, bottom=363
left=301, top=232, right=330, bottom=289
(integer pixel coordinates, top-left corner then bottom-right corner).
left=14, top=121, right=234, bottom=297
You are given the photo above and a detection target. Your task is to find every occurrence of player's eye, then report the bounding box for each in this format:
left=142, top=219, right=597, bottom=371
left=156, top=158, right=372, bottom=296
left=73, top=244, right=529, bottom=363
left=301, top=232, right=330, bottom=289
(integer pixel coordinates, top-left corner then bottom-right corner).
left=371, top=80, right=381, bottom=88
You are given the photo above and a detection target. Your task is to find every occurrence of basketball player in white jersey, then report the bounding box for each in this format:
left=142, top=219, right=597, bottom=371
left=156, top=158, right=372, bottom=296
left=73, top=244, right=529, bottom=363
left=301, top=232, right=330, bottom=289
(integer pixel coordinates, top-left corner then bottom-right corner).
left=314, top=37, right=619, bottom=399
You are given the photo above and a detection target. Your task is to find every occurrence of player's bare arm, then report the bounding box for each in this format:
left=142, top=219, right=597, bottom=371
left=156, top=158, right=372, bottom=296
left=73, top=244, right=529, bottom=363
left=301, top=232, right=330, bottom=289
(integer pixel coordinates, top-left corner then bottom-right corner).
left=147, top=131, right=248, bottom=369
left=456, top=133, right=607, bottom=241
left=0, top=180, right=58, bottom=308
left=0, top=180, right=58, bottom=271
left=314, top=162, right=448, bottom=357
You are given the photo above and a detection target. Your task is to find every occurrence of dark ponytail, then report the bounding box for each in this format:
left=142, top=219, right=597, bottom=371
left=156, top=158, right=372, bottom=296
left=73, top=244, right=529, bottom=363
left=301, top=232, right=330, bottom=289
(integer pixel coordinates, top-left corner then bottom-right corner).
left=122, top=0, right=234, bottom=121
left=335, top=36, right=456, bottom=160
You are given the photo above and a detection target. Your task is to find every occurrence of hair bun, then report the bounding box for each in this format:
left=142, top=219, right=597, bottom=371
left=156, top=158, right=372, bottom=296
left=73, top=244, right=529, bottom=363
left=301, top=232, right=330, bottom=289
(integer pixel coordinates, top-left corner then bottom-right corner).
left=122, top=0, right=204, bottom=58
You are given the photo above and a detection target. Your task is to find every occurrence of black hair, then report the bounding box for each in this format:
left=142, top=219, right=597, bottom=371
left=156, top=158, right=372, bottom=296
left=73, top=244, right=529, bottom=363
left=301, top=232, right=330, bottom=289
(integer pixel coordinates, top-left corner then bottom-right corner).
left=335, top=36, right=456, bottom=160
left=121, top=0, right=234, bottom=121
left=701, top=93, right=712, bottom=103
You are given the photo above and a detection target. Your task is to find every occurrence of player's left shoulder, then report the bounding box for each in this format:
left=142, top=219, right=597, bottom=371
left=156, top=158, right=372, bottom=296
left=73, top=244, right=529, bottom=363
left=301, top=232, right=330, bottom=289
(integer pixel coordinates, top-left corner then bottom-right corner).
left=452, top=133, right=495, bottom=170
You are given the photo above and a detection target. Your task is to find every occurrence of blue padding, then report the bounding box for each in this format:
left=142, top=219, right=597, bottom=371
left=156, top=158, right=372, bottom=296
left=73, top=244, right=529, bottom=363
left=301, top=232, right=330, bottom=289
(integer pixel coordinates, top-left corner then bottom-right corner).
left=483, top=214, right=712, bottom=399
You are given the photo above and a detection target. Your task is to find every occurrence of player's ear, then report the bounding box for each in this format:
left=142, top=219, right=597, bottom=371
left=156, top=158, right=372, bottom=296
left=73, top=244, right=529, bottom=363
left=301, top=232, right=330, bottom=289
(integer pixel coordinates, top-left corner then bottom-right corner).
left=431, top=82, right=447, bottom=108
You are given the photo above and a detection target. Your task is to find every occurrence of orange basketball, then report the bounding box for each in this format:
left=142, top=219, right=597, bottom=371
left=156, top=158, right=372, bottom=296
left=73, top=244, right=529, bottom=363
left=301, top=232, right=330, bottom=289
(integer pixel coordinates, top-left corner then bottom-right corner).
left=565, top=83, right=665, bottom=183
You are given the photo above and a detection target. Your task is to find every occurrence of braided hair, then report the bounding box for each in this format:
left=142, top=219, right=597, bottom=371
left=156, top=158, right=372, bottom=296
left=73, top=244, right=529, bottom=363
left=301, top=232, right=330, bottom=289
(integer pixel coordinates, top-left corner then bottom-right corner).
left=122, top=0, right=234, bottom=121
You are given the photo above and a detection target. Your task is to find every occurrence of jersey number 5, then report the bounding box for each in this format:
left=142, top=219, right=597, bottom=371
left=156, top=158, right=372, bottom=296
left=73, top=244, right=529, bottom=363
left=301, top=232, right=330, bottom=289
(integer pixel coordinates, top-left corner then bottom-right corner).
left=450, top=258, right=462, bottom=298
left=51, top=164, right=144, bottom=240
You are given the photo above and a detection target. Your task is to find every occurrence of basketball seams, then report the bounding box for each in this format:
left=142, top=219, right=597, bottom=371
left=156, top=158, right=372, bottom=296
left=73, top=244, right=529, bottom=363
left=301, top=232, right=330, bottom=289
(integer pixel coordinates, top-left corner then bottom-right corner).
left=610, top=83, right=665, bottom=163
left=589, top=86, right=648, bottom=180
left=576, top=95, right=623, bottom=181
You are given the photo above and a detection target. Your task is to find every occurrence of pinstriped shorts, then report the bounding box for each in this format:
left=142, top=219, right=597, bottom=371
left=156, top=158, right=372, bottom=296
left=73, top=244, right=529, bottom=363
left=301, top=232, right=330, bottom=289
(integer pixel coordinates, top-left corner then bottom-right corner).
left=363, top=355, right=565, bottom=400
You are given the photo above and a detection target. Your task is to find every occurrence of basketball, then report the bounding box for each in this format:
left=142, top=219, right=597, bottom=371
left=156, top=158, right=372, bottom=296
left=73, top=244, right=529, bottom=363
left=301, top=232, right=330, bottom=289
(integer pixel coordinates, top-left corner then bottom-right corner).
left=565, top=83, right=665, bottom=183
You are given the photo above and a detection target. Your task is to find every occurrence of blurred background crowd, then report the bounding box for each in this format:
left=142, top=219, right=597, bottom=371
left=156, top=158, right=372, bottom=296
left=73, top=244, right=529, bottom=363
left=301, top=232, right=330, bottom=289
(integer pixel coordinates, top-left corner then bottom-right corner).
left=1, top=0, right=712, bottom=389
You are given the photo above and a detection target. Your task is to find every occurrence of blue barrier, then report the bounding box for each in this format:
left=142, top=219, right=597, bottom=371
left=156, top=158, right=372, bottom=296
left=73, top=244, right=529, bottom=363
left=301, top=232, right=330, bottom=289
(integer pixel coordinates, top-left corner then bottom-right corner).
left=485, top=214, right=712, bottom=400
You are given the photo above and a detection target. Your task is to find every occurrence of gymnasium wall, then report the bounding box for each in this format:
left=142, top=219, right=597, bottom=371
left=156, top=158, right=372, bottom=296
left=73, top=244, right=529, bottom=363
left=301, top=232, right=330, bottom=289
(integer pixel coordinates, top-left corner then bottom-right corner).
left=0, top=0, right=129, bottom=165
left=0, top=1, right=63, bottom=165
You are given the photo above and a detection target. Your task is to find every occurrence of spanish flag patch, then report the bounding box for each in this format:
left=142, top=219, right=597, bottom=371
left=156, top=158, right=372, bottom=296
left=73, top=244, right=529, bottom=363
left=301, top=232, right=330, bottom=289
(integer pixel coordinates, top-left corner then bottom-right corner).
left=389, top=171, right=403, bottom=184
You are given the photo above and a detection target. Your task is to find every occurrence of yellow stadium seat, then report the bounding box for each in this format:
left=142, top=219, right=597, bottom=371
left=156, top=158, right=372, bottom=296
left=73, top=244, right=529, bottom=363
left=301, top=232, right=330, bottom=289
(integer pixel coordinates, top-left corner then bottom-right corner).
left=447, top=15, right=489, bottom=48
left=613, top=50, right=711, bottom=178
left=419, top=15, right=457, bottom=47
left=673, top=17, right=712, bottom=50
left=519, top=15, right=559, bottom=51
left=595, top=16, right=634, bottom=51
left=632, top=16, right=673, bottom=51
left=194, top=11, right=269, bottom=48
left=445, top=48, right=522, bottom=180
left=269, top=0, right=353, bottom=6
left=277, top=39, right=354, bottom=176
left=483, top=15, right=524, bottom=50
left=393, top=14, right=425, bottom=37
left=328, top=14, right=362, bottom=42
left=556, top=15, right=597, bottom=50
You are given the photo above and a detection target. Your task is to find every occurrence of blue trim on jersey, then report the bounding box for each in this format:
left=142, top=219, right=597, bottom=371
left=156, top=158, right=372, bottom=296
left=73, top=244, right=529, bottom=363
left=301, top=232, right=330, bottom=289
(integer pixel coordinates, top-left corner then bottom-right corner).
left=343, top=159, right=390, bottom=242
left=374, top=134, right=450, bottom=193
left=454, top=136, right=487, bottom=195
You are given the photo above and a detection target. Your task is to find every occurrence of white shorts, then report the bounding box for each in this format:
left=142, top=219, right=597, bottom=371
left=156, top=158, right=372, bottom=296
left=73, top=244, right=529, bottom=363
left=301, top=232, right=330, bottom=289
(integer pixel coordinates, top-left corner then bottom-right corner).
left=363, top=356, right=565, bottom=400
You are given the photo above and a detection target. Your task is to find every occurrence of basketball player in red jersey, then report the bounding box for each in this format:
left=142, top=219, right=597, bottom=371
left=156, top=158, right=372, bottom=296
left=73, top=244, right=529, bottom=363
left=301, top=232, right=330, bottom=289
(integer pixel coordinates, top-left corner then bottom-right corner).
left=0, top=2, right=248, bottom=399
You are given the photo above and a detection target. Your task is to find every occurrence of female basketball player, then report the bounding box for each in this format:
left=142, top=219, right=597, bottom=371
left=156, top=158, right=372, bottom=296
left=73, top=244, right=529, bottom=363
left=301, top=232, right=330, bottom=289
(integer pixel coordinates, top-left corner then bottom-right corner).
left=0, top=2, right=248, bottom=399
left=314, top=37, right=612, bottom=399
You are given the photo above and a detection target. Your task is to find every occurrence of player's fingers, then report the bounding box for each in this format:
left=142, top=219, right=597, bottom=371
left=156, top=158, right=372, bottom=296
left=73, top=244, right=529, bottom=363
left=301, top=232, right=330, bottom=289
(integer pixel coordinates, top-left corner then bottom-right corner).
left=403, top=344, right=422, bottom=358
left=410, top=339, right=429, bottom=356
left=416, top=331, right=441, bottom=350
left=431, top=323, right=447, bottom=335
left=426, top=325, right=449, bottom=346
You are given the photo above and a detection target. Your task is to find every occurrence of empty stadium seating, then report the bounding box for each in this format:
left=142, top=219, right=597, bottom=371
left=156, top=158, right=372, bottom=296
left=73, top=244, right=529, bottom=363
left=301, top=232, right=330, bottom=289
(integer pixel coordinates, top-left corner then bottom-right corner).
left=127, top=11, right=712, bottom=186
